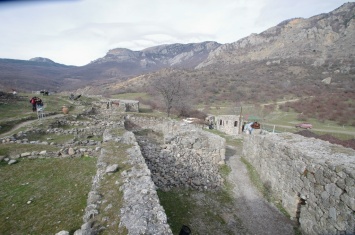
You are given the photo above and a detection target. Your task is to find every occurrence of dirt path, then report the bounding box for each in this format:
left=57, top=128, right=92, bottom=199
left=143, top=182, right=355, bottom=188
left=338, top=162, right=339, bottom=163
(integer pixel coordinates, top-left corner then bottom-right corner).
left=226, top=145, right=295, bottom=235
left=0, top=114, right=64, bottom=138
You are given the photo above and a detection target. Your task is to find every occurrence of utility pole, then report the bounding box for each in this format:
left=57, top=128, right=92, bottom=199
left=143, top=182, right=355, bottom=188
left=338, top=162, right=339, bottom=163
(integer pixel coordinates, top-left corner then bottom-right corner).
left=239, top=106, right=243, bottom=134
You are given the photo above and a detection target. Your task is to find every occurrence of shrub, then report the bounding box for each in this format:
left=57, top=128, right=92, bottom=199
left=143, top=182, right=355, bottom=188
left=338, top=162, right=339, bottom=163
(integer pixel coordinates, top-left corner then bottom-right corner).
left=297, top=113, right=308, bottom=121
left=176, top=107, right=207, bottom=119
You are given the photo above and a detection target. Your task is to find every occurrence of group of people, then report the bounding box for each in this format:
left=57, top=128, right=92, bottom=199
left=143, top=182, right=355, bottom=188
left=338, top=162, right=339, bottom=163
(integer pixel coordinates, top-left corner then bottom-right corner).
left=29, top=96, right=44, bottom=112
left=242, top=121, right=260, bottom=134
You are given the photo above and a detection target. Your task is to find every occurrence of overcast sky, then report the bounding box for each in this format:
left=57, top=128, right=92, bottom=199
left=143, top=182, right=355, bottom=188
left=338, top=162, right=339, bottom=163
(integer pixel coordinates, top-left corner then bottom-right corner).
left=0, top=0, right=352, bottom=66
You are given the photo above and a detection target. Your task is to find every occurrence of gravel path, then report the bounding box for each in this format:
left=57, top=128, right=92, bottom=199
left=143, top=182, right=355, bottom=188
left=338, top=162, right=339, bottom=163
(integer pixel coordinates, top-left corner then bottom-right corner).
left=226, top=145, right=295, bottom=235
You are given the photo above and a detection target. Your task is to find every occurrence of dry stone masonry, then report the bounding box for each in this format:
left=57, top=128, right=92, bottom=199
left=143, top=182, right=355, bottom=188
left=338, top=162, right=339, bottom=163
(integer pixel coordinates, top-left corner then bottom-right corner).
left=99, top=99, right=140, bottom=113
left=4, top=111, right=222, bottom=234
left=4, top=107, right=354, bottom=235
left=118, top=132, right=172, bottom=234
left=79, top=128, right=172, bottom=234
left=0, top=119, right=108, bottom=162
left=242, top=132, right=355, bottom=235
left=126, top=115, right=226, bottom=191
left=81, top=126, right=172, bottom=234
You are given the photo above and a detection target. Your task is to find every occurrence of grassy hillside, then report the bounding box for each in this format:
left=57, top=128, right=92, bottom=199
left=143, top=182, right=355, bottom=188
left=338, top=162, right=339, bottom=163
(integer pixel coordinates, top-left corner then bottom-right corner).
left=0, top=157, right=96, bottom=234
left=0, top=92, right=99, bottom=135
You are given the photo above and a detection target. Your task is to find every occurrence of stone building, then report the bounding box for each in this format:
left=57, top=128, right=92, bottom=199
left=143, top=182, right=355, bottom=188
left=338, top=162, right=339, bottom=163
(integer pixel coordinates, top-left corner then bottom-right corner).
left=103, top=99, right=139, bottom=112
left=212, top=115, right=243, bottom=135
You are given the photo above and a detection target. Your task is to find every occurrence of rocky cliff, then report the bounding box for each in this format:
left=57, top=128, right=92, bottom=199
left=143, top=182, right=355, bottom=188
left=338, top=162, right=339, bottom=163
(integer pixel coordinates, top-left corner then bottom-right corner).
left=0, top=3, right=354, bottom=95
left=197, top=2, right=355, bottom=71
left=91, top=41, right=221, bottom=70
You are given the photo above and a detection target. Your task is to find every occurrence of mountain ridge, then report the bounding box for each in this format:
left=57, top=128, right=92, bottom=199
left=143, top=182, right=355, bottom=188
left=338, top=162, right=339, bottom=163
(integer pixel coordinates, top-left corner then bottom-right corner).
left=0, top=2, right=354, bottom=95
left=197, top=2, right=355, bottom=69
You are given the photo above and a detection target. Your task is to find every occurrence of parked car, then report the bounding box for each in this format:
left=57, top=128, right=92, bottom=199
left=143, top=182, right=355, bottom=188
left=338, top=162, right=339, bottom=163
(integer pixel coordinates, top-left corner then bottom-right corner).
left=295, top=123, right=313, bottom=129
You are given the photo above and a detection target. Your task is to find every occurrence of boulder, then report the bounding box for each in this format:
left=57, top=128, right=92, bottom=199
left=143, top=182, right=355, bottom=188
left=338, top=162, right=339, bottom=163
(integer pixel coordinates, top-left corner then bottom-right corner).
left=20, top=152, right=31, bottom=157
left=8, top=159, right=18, bottom=165
left=68, top=148, right=75, bottom=155
left=106, top=164, right=119, bottom=173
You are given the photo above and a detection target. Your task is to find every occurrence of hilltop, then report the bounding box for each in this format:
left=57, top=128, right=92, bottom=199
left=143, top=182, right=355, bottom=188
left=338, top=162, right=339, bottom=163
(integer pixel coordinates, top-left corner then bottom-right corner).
left=0, top=3, right=353, bottom=109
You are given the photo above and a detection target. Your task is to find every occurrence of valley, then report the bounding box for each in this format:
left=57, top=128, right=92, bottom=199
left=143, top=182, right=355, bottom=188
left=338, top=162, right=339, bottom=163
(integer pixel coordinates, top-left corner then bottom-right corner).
left=0, top=3, right=355, bottom=234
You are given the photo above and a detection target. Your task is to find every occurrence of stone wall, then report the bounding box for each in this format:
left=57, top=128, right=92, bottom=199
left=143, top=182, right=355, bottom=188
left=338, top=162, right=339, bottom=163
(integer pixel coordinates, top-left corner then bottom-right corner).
left=125, top=115, right=197, bottom=137
left=242, top=132, right=355, bottom=235
left=126, top=115, right=226, bottom=190
left=102, top=130, right=172, bottom=234
left=99, top=99, right=139, bottom=113
left=214, top=115, right=243, bottom=135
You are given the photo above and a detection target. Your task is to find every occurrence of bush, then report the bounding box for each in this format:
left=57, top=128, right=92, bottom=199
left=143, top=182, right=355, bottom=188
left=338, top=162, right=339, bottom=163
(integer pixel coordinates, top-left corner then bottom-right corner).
left=297, top=113, right=308, bottom=121
left=176, top=107, right=207, bottom=119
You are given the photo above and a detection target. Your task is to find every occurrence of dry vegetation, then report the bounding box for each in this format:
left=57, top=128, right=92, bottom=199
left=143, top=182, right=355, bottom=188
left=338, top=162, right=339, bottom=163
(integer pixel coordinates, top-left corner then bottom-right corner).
left=295, top=129, right=355, bottom=150
left=280, top=91, right=355, bottom=126
left=116, top=60, right=353, bottom=106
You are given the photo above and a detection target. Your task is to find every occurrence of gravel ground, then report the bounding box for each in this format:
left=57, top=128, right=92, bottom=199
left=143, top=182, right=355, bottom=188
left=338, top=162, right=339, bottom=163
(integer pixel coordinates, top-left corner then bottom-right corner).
left=226, top=145, right=295, bottom=235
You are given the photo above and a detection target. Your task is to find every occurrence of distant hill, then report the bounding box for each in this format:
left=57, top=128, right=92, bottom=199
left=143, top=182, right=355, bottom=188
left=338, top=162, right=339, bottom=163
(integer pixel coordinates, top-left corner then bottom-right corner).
left=0, top=2, right=354, bottom=103
left=86, top=2, right=355, bottom=102
left=0, top=42, right=221, bottom=92
left=0, top=58, right=72, bottom=92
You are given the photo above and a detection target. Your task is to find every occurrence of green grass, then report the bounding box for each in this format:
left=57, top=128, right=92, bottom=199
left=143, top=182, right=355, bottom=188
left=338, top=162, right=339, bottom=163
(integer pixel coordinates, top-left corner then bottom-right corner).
left=0, top=101, right=32, bottom=120
left=158, top=188, right=240, bottom=235
left=0, top=157, right=97, bottom=234
left=0, top=143, right=60, bottom=156
left=93, top=141, right=132, bottom=235
left=240, top=157, right=267, bottom=198
left=110, top=92, right=150, bottom=100
left=240, top=157, right=303, bottom=235
left=0, top=118, right=34, bottom=135
left=157, top=190, right=197, bottom=234
left=0, top=93, right=66, bottom=135
left=205, top=128, right=243, bottom=147
left=198, top=100, right=355, bottom=139
left=262, top=109, right=355, bottom=139
left=0, top=93, right=102, bottom=136
left=0, top=93, right=71, bottom=118
left=157, top=160, right=243, bottom=234
left=25, top=132, right=75, bottom=144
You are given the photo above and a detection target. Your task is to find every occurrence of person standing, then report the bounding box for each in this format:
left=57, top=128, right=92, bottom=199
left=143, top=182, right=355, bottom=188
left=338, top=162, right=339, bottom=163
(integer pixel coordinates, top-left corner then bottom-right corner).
left=30, top=97, right=37, bottom=112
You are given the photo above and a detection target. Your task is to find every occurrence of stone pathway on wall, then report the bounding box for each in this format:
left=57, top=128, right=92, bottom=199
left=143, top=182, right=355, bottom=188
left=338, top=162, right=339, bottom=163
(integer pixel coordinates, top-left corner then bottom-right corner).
left=226, top=145, right=295, bottom=235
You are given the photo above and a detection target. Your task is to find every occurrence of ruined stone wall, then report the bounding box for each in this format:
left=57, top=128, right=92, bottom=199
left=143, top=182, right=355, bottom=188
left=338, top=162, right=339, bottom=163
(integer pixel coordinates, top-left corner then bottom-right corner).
left=242, top=132, right=355, bottom=235
left=102, top=130, right=172, bottom=235
left=75, top=126, right=172, bottom=235
left=126, top=115, right=196, bottom=137
left=98, top=99, right=139, bottom=113
left=126, top=115, right=226, bottom=190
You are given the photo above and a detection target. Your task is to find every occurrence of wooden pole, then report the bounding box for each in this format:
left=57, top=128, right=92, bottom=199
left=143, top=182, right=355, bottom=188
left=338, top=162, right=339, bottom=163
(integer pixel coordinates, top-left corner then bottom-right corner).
left=239, top=106, right=243, bottom=134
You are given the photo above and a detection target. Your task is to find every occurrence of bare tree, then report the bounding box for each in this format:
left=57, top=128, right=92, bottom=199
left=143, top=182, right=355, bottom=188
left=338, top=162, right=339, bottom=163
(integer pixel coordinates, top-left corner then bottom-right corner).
left=153, top=76, right=189, bottom=117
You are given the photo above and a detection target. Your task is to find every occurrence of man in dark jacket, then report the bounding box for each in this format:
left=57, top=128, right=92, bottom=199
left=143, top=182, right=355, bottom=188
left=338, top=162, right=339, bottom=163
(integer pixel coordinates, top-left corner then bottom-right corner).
left=30, top=97, right=37, bottom=111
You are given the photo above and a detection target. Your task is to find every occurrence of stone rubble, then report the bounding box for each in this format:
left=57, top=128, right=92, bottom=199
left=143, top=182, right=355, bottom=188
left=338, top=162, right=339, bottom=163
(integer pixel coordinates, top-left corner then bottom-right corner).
left=0, top=118, right=108, bottom=159
left=136, top=130, right=225, bottom=191
left=3, top=105, right=353, bottom=235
